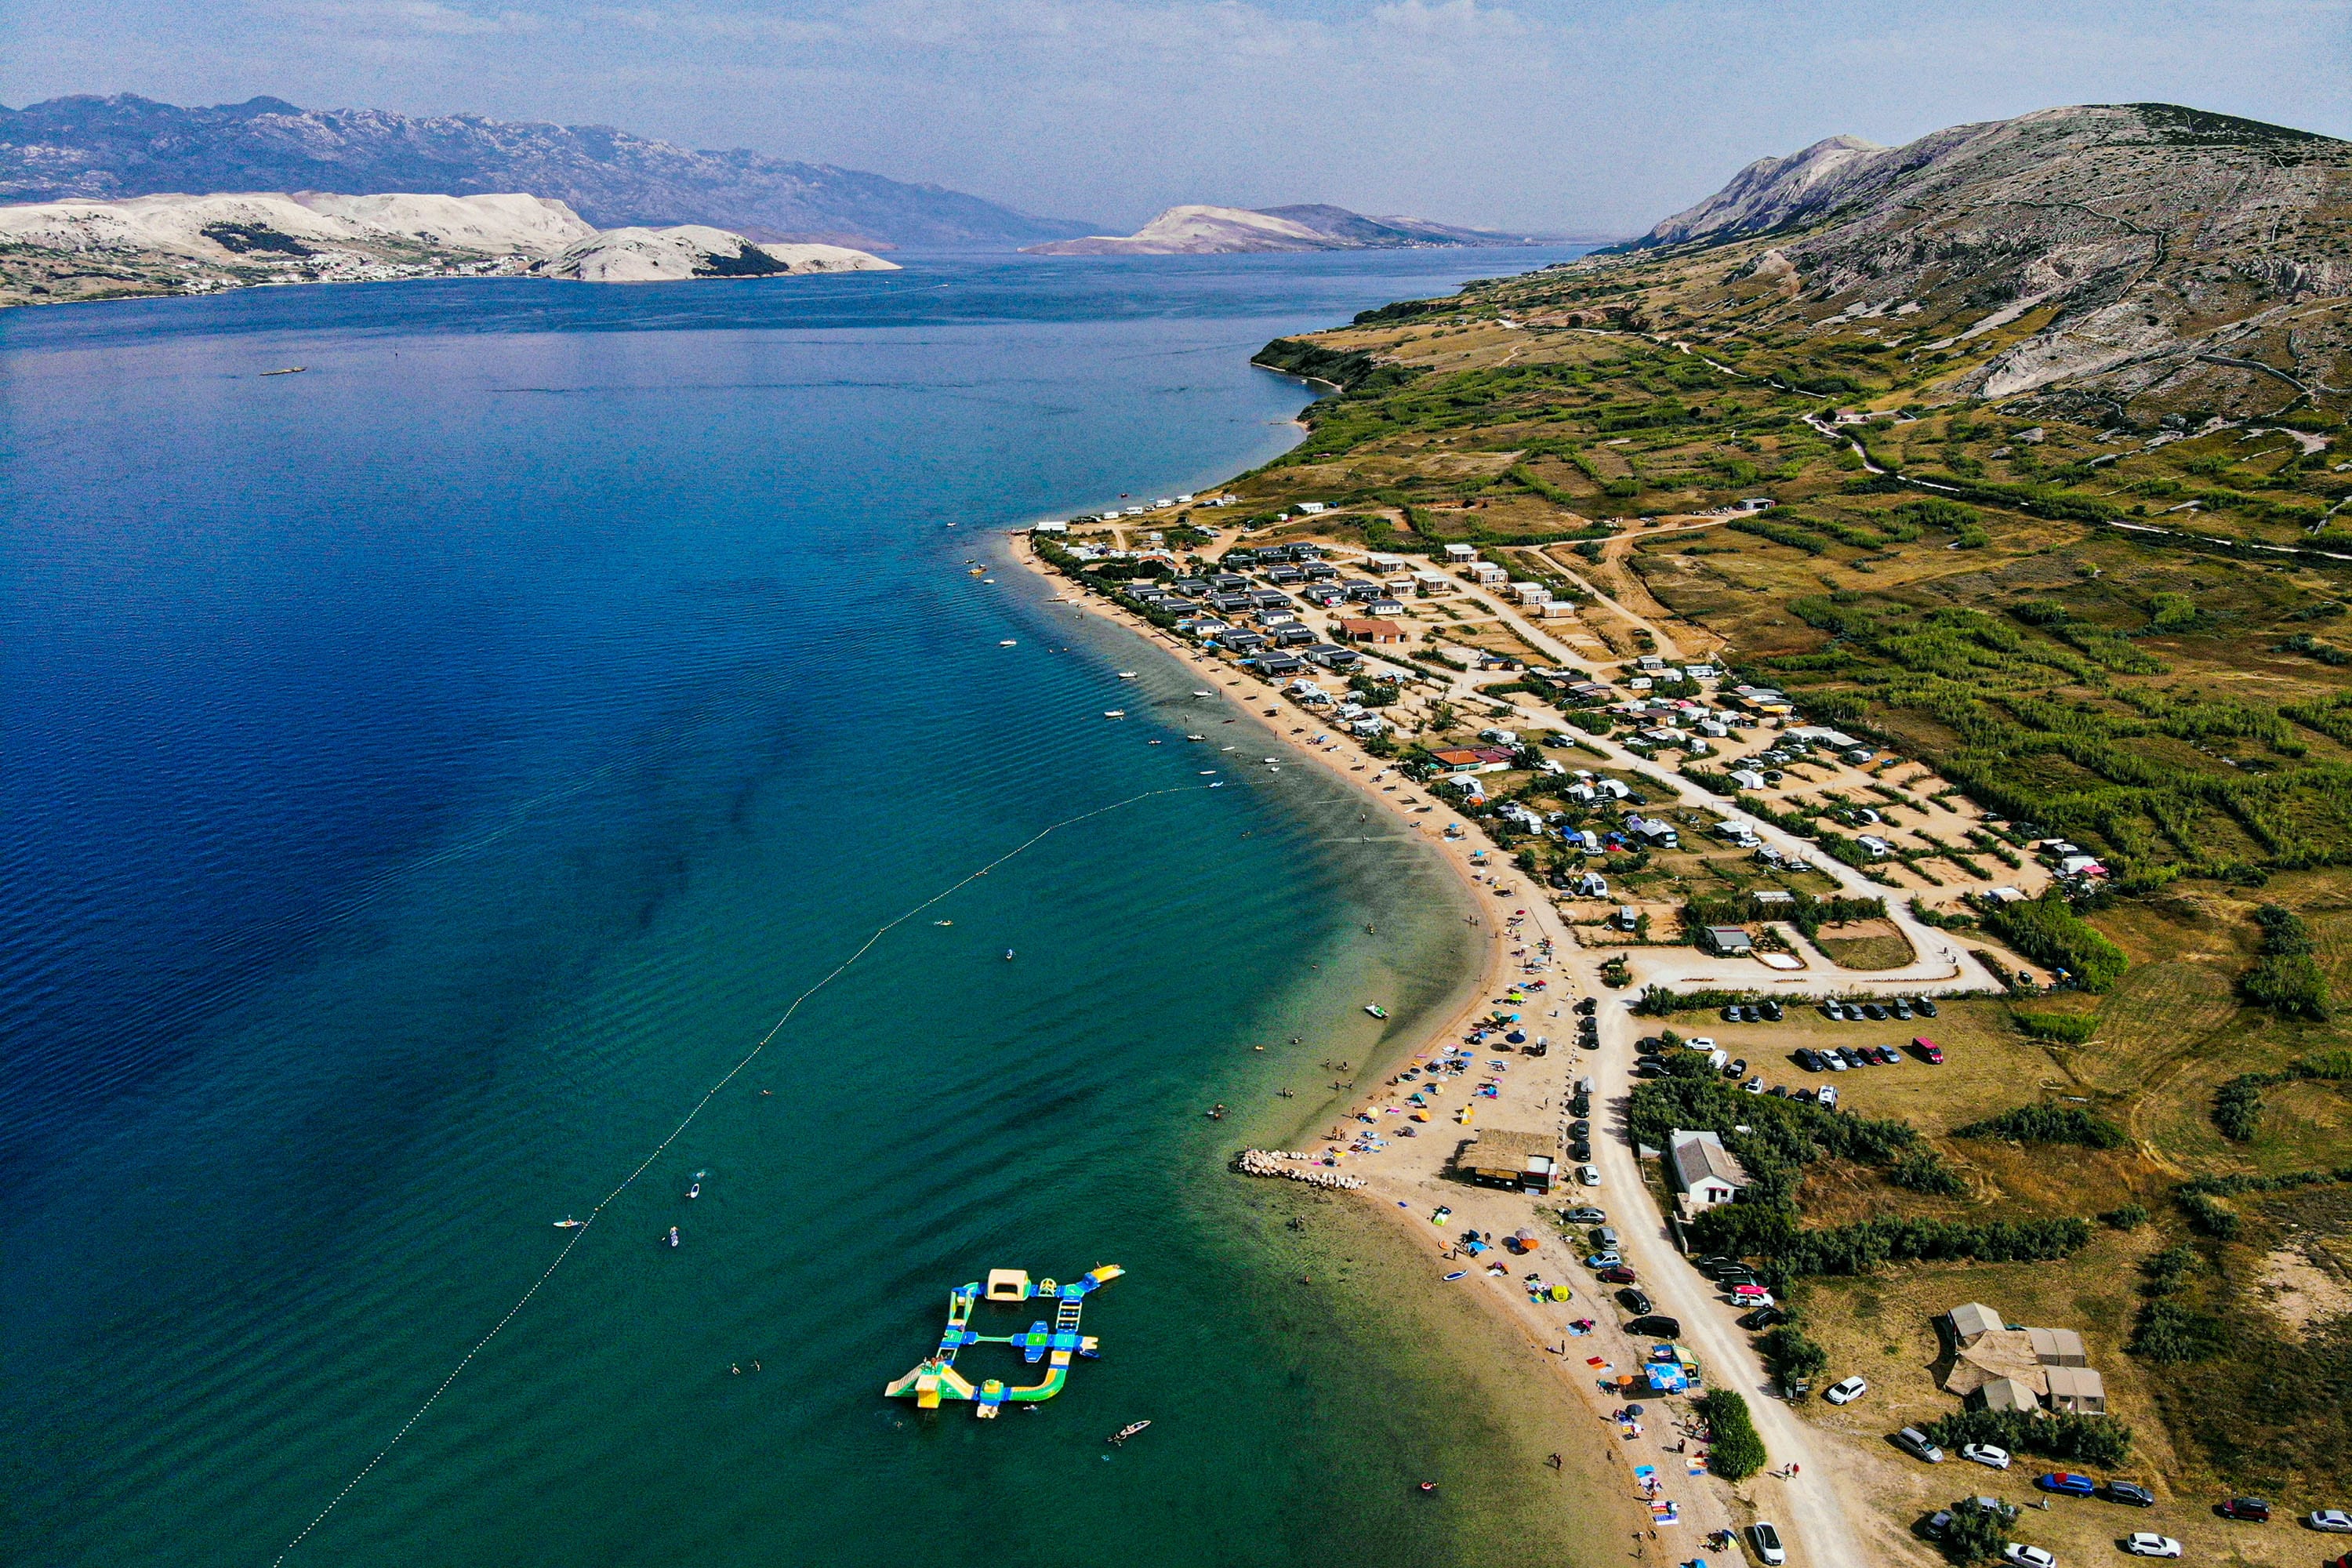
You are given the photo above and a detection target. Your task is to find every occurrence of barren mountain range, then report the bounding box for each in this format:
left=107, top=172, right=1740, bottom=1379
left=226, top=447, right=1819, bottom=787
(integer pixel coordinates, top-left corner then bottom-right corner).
left=1023, top=202, right=1558, bottom=255
left=0, top=94, right=1094, bottom=250
left=1530, top=103, right=2352, bottom=417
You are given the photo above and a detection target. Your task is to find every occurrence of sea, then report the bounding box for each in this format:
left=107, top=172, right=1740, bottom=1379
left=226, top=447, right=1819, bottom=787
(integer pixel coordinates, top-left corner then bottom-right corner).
left=0, top=247, right=1605, bottom=1568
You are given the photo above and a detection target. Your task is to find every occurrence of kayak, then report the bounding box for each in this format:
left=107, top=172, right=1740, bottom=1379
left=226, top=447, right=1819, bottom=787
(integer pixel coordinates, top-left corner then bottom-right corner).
left=1443, top=1271, right=1468, bottom=1282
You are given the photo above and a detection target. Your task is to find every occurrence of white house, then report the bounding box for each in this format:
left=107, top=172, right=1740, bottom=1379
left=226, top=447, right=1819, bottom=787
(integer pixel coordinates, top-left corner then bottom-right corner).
left=1442, top=543, right=1478, bottom=564
left=1668, top=1129, right=1749, bottom=1213
left=1298, top=501, right=1327, bottom=514
left=1731, top=768, right=1769, bottom=791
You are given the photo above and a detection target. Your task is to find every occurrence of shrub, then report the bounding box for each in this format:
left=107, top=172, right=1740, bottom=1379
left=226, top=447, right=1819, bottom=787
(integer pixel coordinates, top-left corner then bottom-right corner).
left=1937, top=1500, right=2008, bottom=1563
left=1983, top=891, right=2129, bottom=991
left=2100, top=1203, right=2149, bottom=1229
left=1890, top=1151, right=1971, bottom=1195
left=2129, top=1299, right=2227, bottom=1363
left=2012, top=1011, right=2097, bottom=1044
left=2243, top=951, right=2332, bottom=1019
left=1953, top=1104, right=2127, bottom=1149
left=2214, top=1075, right=2266, bottom=1141
left=2178, top=1189, right=2241, bottom=1241
left=1698, top=1388, right=1766, bottom=1480
left=1757, top=1324, right=1828, bottom=1383
left=1921, top=1407, right=2135, bottom=1467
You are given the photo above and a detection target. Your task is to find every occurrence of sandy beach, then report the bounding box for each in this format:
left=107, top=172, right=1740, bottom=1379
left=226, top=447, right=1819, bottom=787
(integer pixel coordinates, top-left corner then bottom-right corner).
left=1007, top=524, right=2008, bottom=1566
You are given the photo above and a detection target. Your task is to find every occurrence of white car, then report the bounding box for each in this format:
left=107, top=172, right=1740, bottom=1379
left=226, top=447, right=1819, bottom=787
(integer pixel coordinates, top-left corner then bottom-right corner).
left=2310, top=1510, right=2352, bottom=1534
left=1748, top=1521, right=1786, bottom=1566
left=1578, top=1163, right=1602, bottom=1186
left=2124, top=1537, right=2181, bottom=1559
left=1818, top=1085, right=1839, bottom=1109
left=1822, top=1376, right=1867, bottom=1405
left=2001, top=1547, right=2056, bottom=1568
left=1961, top=1443, right=2011, bottom=1469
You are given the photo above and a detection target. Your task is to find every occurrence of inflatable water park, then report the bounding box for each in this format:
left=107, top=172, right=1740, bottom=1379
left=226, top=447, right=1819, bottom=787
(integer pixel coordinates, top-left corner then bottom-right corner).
left=884, top=1265, right=1123, bottom=1418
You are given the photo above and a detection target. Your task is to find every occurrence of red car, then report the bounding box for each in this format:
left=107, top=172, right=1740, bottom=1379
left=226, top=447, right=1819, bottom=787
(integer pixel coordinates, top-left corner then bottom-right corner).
left=1599, top=1265, right=1639, bottom=1285
left=1913, top=1036, right=1944, bottom=1064
left=2218, top=1497, right=2271, bottom=1523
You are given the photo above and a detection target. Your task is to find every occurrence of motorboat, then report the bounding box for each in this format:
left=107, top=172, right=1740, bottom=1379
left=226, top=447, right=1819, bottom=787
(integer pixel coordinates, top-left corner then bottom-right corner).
left=1109, top=1421, right=1151, bottom=1445
left=934, top=920, right=953, bottom=926
left=1004, top=949, right=1016, bottom=961
left=1118, top=671, right=1138, bottom=680
left=554, top=1217, right=585, bottom=1229
left=1104, top=710, right=1125, bottom=718
left=999, top=639, right=1018, bottom=647
left=666, top=1226, right=681, bottom=1247
left=688, top=1171, right=703, bottom=1200
left=1365, top=1004, right=1389, bottom=1019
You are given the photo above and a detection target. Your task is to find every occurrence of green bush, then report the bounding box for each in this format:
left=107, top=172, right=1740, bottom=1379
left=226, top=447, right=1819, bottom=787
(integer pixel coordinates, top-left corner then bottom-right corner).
left=1697, top=1388, right=1766, bottom=1480
left=1921, top=1407, right=2134, bottom=1466
left=1890, top=1151, right=1971, bottom=1195
left=2213, top=1075, right=2267, bottom=1141
left=1984, top=891, right=2129, bottom=991
left=2012, top=1011, right=2098, bottom=1044
left=2100, top=1203, right=2150, bottom=1229
left=1953, top=1104, right=2127, bottom=1149
left=2243, top=952, right=2332, bottom=1020
left=1757, top=1324, right=1828, bottom=1383
left=2129, top=1299, right=2227, bottom=1363
left=1937, top=1500, right=2009, bottom=1563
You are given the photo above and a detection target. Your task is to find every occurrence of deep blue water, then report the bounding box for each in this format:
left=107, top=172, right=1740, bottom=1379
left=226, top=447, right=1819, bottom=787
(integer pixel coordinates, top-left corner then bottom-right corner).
left=1, top=248, right=1599, bottom=1567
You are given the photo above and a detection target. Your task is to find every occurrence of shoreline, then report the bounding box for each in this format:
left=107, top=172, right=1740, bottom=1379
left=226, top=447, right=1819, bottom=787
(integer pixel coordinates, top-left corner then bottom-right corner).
left=1009, top=531, right=1718, bottom=1563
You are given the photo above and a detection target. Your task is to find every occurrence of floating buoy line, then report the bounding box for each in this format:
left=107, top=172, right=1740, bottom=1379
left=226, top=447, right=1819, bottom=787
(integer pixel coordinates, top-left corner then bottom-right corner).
left=272, top=782, right=1211, bottom=1565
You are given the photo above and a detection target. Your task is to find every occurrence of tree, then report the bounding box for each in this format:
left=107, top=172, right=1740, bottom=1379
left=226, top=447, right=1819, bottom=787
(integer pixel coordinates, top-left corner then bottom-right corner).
left=1697, top=1388, right=1766, bottom=1480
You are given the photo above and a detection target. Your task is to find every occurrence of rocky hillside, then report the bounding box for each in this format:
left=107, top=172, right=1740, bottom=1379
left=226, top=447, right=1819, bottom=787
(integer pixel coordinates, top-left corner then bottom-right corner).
left=1023, top=201, right=1548, bottom=255
left=0, top=94, right=1093, bottom=249
left=0, top=191, right=893, bottom=306
left=1512, top=103, right=2352, bottom=419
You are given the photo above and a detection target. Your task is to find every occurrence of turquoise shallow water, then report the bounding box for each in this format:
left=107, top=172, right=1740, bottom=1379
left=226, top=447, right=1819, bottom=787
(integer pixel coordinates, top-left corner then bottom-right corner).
left=0, top=250, right=1605, bottom=1566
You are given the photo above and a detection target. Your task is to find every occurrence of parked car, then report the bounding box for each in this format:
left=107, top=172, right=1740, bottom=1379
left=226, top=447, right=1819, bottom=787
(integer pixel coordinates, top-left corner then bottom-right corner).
left=2037, top=1472, right=2096, bottom=1497
left=1577, top=1164, right=1602, bottom=1186
left=2103, top=1481, right=2156, bottom=1508
left=1618, top=1287, right=1653, bottom=1314
left=1742, top=1076, right=1766, bottom=1094
left=1962, top=1443, right=2011, bottom=1469
left=2123, top=1536, right=2181, bottom=1559
left=1795, top=1048, right=1824, bottom=1072
left=1893, top=1425, right=1944, bottom=1462
left=1585, top=1251, right=1622, bottom=1269
left=1821, top=1002, right=1846, bottom=1021
left=1914, top=997, right=1938, bottom=1018
left=1693, top=1254, right=1740, bottom=1275
left=1624, top=1316, right=1682, bottom=1338
left=1748, top=1522, right=1787, bottom=1566
left=1914, top=1036, right=1944, bottom=1063
left=1721, top=1004, right=1742, bottom=1022
left=1730, top=1284, right=1775, bottom=1308
left=1863, top=1003, right=1889, bottom=1021
left=1761, top=1000, right=1784, bottom=1021
left=1921, top=1510, right=1954, bottom=1541
left=1599, top=1265, right=1638, bottom=1285
left=1819, top=1086, right=1840, bottom=1110
left=1823, top=1376, right=1868, bottom=1405
left=2001, top=1546, right=2056, bottom=1568
left=1563, top=1206, right=1606, bottom=1223
left=1892, top=1000, right=1913, bottom=1020
left=1592, top=1225, right=1618, bottom=1248
left=2220, top=1497, right=2271, bottom=1522
left=2310, top=1510, right=2352, bottom=1534
left=1737, top=1305, right=1788, bottom=1330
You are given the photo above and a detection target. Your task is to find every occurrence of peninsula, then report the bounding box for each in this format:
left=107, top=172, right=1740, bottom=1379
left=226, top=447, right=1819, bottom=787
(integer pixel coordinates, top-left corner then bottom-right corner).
left=1022, top=203, right=1556, bottom=256
left=1019, top=100, right=2352, bottom=1568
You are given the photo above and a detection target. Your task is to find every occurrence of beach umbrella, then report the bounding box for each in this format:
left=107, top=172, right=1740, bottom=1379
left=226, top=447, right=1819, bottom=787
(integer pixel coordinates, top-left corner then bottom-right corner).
left=1626, top=1403, right=1645, bottom=1415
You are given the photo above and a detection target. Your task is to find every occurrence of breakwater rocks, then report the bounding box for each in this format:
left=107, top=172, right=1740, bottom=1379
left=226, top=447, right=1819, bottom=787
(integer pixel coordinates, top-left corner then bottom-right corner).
left=1232, top=1149, right=1367, bottom=1189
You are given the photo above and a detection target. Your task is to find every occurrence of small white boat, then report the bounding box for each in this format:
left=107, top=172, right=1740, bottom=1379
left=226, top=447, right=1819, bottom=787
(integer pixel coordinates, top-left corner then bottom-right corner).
left=1185, top=734, right=1206, bottom=741
left=1109, top=1421, right=1151, bottom=1446
left=934, top=919, right=953, bottom=926
left=1200, top=770, right=1217, bottom=776
left=1000, top=639, right=1018, bottom=647
left=687, top=1181, right=701, bottom=1200
left=1208, top=782, right=1224, bottom=789
left=1262, top=757, right=1279, bottom=764
left=1366, top=1004, right=1389, bottom=1019
left=1104, top=710, right=1126, bottom=718
left=1192, top=690, right=1214, bottom=697
left=1118, top=671, right=1138, bottom=680
left=1004, top=949, right=1016, bottom=961
left=554, top=1217, right=585, bottom=1229
left=666, top=1226, right=681, bottom=1247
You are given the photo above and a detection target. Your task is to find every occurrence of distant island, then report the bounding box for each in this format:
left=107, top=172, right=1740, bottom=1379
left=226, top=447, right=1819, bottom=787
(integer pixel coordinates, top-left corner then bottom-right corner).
left=0, top=191, right=895, bottom=307
left=0, top=93, right=1098, bottom=251
left=1022, top=203, right=1571, bottom=256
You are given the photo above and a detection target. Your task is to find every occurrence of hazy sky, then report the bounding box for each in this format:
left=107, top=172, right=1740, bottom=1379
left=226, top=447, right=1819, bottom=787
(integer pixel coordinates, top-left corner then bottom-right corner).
left=5, top=0, right=2348, bottom=232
